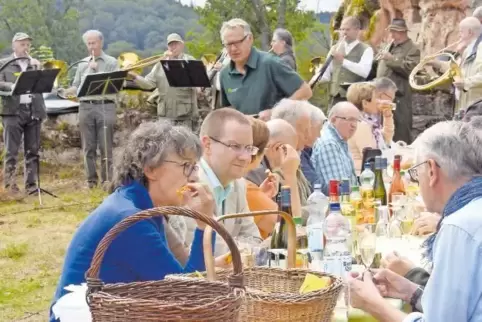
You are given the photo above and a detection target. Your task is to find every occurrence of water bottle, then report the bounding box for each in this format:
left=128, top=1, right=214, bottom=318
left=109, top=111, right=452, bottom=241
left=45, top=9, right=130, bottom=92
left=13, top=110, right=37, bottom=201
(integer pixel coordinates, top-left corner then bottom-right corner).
left=323, top=202, right=352, bottom=277
left=324, top=202, right=352, bottom=320
left=306, top=184, right=328, bottom=265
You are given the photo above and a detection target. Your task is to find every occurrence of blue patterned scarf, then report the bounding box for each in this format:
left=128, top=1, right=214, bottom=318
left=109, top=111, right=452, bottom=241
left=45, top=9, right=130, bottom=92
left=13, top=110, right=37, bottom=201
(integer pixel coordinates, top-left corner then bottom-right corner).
left=424, top=176, right=482, bottom=262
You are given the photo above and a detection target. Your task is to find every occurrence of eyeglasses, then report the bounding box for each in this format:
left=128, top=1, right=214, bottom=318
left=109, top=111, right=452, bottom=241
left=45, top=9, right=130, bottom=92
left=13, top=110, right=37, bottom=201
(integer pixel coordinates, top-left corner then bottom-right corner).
left=209, top=136, right=259, bottom=156
left=164, top=160, right=199, bottom=177
left=407, top=160, right=441, bottom=183
left=223, top=35, right=248, bottom=49
left=335, top=116, right=361, bottom=124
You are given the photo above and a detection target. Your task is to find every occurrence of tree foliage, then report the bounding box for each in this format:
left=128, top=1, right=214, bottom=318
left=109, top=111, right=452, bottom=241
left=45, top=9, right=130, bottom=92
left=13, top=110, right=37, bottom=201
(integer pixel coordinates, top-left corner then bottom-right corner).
left=0, top=0, right=85, bottom=61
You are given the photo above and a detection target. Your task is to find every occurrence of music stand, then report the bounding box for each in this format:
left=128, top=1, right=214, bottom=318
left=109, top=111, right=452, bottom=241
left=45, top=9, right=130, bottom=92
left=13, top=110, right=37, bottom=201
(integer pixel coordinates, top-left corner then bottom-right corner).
left=160, top=59, right=211, bottom=88
left=77, top=70, right=127, bottom=184
left=7, top=69, right=60, bottom=204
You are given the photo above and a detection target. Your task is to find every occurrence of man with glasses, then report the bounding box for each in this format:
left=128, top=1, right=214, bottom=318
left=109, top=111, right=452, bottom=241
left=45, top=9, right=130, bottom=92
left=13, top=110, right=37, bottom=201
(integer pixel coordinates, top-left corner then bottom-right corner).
left=219, top=18, right=312, bottom=120
left=349, top=118, right=482, bottom=322
left=183, top=108, right=261, bottom=257
left=311, top=101, right=360, bottom=195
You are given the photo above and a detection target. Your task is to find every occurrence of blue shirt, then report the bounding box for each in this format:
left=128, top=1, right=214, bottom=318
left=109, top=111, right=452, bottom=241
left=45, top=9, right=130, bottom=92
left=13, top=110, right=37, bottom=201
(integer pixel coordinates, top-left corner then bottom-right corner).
left=311, top=123, right=357, bottom=195
left=405, top=198, right=482, bottom=322
left=49, top=181, right=210, bottom=322
left=300, top=147, right=318, bottom=191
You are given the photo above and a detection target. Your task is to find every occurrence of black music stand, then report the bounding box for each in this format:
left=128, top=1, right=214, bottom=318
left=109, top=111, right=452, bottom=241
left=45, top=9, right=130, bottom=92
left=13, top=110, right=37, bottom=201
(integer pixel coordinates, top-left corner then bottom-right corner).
left=11, top=69, right=61, bottom=204
left=160, top=59, right=211, bottom=88
left=77, top=70, right=128, bottom=183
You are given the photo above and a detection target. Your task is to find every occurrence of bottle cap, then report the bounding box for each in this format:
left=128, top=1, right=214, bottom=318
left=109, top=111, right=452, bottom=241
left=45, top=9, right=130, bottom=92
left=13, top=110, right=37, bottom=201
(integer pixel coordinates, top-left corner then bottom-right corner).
left=313, top=183, right=322, bottom=189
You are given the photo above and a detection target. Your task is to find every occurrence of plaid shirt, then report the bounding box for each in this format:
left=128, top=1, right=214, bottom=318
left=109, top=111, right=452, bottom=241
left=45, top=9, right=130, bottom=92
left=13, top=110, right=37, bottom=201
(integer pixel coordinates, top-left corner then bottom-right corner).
left=311, top=123, right=357, bottom=195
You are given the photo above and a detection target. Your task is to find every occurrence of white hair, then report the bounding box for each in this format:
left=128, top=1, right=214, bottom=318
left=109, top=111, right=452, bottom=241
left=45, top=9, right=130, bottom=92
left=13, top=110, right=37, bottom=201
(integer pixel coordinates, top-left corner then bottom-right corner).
left=82, top=29, right=104, bottom=44
left=459, top=17, right=482, bottom=35
left=303, top=101, right=327, bottom=124
left=220, top=18, right=252, bottom=41
left=473, top=6, right=482, bottom=20
left=271, top=99, right=310, bottom=127
left=328, top=101, right=358, bottom=118
left=415, top=120, right=482, bottom=180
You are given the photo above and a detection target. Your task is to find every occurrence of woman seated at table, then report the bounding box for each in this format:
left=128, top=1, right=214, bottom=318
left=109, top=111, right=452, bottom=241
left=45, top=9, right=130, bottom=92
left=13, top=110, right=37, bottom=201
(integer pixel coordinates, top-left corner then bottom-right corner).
left=49, top=121, right=215, bottom=322
left=346, top=80, right=395, bottom=172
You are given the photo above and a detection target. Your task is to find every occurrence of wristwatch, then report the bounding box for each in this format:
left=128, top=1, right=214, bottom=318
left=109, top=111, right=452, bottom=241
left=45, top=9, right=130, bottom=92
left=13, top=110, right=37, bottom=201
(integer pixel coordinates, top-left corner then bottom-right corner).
left=409, top=286, right=424, bottom=312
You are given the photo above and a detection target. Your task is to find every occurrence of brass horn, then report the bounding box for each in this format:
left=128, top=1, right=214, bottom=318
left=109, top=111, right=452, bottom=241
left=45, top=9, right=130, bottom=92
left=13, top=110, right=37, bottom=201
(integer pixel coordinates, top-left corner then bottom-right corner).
left=118, top=52, right=143, bottom=74
left=202, top=53, right=218, bottom=70
left=121, top=53, right=167, bottom=72
left=43, top=59, right=68, bottom=88
left=409, top=40, right=463, bottom=91
left=309, top=56, right=325, bottom=75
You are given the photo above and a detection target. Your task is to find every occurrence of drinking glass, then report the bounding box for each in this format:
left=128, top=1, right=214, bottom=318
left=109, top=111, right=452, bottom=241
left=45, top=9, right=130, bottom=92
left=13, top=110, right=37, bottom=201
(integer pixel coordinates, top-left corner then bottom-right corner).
left=390, top=193, right=406, bottom=212
left=357, top=224, right=377, bottom=269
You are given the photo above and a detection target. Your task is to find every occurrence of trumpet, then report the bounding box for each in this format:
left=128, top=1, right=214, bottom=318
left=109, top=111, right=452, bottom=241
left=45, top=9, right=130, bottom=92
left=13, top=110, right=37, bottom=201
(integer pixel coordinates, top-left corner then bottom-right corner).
left=375, top=40, right=393, bottom=60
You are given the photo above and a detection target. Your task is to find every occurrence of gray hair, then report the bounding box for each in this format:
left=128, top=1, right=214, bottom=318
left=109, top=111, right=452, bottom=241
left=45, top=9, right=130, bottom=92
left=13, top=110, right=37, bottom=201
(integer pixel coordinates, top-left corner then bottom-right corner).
left=110, top=120, right=202, bottom=190
left=271, top=99, right=310, bottom=127
left=302, top=101, right=326, bottom=124
left=328, top=101, right=358, bottom=118
left=473, top=6, right=482, bottom=20
left=82, top=30, right=104, bottom=44
left=273, top=28, right=294, bottom=50
left=220, top=18, right=252, bottom=41
left=460, top=17, right=482, bottom=35
left=415, top=120, right=482, bottom=180
left=373, top=77, right=397, bottom=92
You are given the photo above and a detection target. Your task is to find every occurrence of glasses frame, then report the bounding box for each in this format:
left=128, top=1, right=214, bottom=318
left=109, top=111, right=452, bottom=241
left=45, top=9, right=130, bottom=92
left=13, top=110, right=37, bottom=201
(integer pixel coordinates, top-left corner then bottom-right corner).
left=335, top=116, right=361, bottom=124
left=407, top=160, right=440, bottom=183
left=164, top=160, right=199, bottom=178
left=223, top=35, right=248, bottom=49
left=209, top=136, right=259, bottom=156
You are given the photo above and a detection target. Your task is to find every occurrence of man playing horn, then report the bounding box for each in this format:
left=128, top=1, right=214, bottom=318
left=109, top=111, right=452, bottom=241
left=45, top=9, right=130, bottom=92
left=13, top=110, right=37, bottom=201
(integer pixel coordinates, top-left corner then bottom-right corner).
left=376, top=19, right=420, bottom=144
left=129, top=33, right=199, bottom=131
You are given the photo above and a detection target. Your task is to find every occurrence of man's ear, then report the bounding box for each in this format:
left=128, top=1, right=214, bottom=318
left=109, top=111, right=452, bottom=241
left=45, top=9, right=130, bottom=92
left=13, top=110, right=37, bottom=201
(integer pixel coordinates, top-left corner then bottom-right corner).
left=201, top=135, right=211, bottom=155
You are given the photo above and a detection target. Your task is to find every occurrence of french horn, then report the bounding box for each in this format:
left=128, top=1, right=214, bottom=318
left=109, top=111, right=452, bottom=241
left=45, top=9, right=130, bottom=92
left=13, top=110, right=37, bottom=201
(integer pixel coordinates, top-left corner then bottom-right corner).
left=409, top=40, right=463, bottom=91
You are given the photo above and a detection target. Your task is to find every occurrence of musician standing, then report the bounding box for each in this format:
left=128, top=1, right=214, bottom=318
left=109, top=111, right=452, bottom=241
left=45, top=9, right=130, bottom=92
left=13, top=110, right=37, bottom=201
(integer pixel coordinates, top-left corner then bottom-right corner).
left=313, top=17, right=374, bottom=109
left=376, top=19, right=420, bottom=144
left=130, top=33, right=198, bottom=129
left=63, top=30, right=118, bottom=189
left=0, top=33, right=43, bottom=194
left=219, top=18, right=311, bottom=120
left=271, top=28, right=297, bottom=71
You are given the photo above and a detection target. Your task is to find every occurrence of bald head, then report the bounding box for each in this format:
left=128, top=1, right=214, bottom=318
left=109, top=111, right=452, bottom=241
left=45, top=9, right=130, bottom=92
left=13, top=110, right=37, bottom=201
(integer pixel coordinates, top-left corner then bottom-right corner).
left=266, top=119, right=298, bottom=149
left=459, top=16, right=481, bottom=38
left=329, top=101, right=361, bottom=140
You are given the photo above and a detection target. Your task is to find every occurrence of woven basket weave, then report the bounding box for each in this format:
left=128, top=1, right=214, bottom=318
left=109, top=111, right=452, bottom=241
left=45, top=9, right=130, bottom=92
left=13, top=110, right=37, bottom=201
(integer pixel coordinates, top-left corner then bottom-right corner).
left=168, top=210, right=344, bottom=322
left=85, top=206, right=245, bottom=321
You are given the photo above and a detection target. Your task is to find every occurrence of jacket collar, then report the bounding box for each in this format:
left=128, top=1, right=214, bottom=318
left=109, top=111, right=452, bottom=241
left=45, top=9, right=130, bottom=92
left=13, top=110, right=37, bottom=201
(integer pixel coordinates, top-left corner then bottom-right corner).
left=229, top=47, right=260, bottom=74
left=117, top=180, right=154, bottom=210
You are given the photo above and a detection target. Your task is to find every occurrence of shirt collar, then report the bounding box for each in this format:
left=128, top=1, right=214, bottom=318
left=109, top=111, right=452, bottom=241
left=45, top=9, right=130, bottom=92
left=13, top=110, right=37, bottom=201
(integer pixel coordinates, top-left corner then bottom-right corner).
left=229, top=47, right=260, bottom=74
left=85, top=51, right=107, bottom=62
left=199, top=158, right=233, bottom=209
left=326, top=123, right=345, bottom=142
left=344, top=39, right=360, bottom=52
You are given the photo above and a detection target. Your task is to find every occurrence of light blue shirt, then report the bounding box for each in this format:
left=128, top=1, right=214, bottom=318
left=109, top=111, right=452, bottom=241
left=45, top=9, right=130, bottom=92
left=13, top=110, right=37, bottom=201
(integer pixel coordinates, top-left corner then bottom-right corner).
left=405, top=198, right=482, bottom=322
left=199, top=158, right=233, bottom=216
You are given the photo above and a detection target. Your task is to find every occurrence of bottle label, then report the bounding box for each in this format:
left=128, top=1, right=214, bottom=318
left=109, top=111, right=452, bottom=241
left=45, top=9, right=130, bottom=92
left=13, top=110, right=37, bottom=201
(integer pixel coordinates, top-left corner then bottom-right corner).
left=307, top=222, right=324, bottom=252
left=281, top=188, right=291, bottom=207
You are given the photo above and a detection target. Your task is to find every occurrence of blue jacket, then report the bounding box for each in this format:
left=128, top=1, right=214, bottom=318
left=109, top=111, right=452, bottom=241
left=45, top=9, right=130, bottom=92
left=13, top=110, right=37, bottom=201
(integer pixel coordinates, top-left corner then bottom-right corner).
left=49, top=181, right=210, bottom=322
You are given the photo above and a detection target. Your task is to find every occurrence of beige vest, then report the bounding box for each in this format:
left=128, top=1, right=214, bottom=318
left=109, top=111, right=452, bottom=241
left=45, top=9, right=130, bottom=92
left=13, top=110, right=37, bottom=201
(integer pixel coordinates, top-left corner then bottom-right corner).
left=330, top=42, right=369, bottom=97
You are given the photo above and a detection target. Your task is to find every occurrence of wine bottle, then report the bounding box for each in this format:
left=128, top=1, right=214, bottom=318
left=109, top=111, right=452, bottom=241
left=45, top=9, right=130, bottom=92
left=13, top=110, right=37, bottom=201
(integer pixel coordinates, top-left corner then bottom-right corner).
left=389, top=155, right=406, bottom=204
left=276, top=185, right=292, bottom=249
left=373, top=156, right=387, bottom=208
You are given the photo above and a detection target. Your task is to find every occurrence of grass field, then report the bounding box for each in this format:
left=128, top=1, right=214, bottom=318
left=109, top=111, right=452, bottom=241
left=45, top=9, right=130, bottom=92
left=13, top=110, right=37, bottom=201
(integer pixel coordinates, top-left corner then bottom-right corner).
left=0, top=163, right=108, bottom=321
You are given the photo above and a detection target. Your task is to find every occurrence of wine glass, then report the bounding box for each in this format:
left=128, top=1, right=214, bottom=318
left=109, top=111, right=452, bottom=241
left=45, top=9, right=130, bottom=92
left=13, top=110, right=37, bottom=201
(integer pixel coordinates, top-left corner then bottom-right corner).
left=390, top=193, right=406, bottom=212
left=358, top=224, right=377, bottom=270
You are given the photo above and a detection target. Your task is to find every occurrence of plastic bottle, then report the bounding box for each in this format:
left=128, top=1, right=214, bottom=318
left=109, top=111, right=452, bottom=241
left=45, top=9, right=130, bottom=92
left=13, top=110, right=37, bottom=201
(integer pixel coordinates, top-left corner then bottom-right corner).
left=306, top=184, right=329, bottom=264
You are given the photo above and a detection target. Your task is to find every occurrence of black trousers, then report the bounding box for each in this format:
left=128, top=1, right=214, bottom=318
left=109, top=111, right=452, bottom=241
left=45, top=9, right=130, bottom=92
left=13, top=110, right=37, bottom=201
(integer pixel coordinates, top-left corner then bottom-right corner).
left=2, top=104, right=41, bottom=189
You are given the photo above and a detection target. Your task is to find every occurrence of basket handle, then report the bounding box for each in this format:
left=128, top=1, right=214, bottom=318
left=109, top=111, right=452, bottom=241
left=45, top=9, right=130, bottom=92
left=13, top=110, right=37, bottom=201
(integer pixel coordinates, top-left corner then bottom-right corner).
left=85, top=206, right=244, bottom=291
left=203, top=210, right=297, bottom=280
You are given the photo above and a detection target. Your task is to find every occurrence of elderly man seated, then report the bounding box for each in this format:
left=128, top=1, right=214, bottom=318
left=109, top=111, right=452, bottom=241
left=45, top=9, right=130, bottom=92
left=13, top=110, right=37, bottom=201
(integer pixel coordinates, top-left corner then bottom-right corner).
left=311, top=101, right=360, bottom=195
left=349, top=118, right=482, bottom=321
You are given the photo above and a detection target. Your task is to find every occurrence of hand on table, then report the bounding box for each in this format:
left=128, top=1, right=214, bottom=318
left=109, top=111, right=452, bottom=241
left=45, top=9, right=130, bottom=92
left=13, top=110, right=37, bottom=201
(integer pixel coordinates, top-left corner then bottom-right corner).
left=381, top=251, right=416, bottom=277
left=412, top=212, right=441, bottom=235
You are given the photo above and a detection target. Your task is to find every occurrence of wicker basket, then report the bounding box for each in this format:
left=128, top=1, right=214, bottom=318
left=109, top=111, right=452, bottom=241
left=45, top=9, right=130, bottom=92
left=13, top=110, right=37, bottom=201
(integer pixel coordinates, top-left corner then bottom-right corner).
left=85, top=206, right=245, bottom=321
left=167, top=210, right=344, bottom=322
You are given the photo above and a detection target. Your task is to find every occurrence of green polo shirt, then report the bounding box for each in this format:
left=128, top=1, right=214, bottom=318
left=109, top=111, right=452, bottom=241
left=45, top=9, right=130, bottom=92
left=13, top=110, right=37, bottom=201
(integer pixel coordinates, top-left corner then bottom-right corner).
left=220, top=48, right=304, bottom=115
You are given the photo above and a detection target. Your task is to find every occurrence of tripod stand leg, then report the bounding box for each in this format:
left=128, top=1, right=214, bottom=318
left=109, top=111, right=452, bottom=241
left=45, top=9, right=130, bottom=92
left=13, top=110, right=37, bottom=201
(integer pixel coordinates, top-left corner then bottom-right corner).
left=102, top=101, right=109, bottom=183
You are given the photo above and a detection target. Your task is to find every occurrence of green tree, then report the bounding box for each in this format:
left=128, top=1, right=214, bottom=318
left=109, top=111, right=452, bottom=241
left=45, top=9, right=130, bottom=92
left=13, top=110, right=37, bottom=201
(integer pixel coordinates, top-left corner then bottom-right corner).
left=194, top=0, right=317, bottom=50
left=0, top=0, right=85, bottom=62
